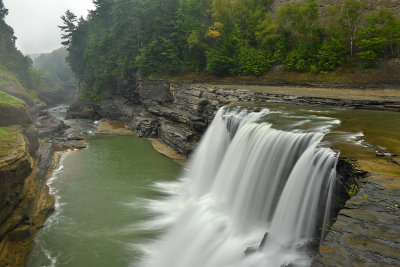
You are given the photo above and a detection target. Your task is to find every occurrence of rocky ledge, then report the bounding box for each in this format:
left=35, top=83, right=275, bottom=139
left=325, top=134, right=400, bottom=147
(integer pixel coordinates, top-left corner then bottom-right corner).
left=312, top=156, right=400, bottom=266
left=67, top=81, right=400, bottom=156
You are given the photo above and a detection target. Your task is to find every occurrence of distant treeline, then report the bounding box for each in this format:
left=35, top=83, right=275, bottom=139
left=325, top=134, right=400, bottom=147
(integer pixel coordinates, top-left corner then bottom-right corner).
left=60, top=0, right=400, bottom=99
left=34, top=47, right=75, bottom=86
left=0, top=0, right=74, bottom=100
left=0, top=0, right=35, bottom=89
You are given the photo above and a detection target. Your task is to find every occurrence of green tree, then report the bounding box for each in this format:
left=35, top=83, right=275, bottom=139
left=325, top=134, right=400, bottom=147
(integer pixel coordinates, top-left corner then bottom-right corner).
left=0, top=0, right=35, bottom=89
left=277, top=0, right=322, bottom=48
left=59, top=10, right=77, bottom=46
left=327, top=0, right=367, bottom=57
left=0, top=0, right=8, bottom=19
left=357, top=8, right=400, bottom=67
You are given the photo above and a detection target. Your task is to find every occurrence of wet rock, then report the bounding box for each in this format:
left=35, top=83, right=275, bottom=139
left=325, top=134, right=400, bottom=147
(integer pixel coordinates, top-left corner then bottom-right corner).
left=244, top=247, right=258, bottom=256
left=138, top=80, right=173, bottom=105
left=34, top=113, right=68, bottom=139
left=23, top=124, right=39, bottom=158
left=244, top=232, right=269, bottom=256
left=66, top=131, right=84, bottom=141
left=0, top=105, right=32, bottom=127
left=8, top=228, right=32, bottom=242
left=159, top=119, right=198, bottom=155
left=37, top=142, right=55, bottom=179
left=0, top=129, right=33, bottom=227
left=130, top=116, right=159, bottom=137
left=312, top=173, right=400, bottom=266
left=55, top=140, right=87, bottom=151
left=66, top=100, right=102, bottom=120
left=259, top=232, right=269, bottom=249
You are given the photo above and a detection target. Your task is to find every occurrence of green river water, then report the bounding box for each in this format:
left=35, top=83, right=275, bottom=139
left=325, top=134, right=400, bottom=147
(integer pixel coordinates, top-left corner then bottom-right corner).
left=27, top=135, right=181, bottom=267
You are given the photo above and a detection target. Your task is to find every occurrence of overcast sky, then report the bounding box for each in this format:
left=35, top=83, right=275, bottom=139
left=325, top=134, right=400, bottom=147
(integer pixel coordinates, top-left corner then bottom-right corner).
left=3, top=0, right=94, bottom=55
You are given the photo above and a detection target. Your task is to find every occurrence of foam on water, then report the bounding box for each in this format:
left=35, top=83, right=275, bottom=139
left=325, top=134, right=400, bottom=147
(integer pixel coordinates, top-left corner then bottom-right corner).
left=138, top=107, right=338, bottom=267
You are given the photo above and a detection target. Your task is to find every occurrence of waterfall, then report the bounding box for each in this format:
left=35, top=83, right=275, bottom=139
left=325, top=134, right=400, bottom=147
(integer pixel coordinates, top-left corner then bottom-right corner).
left=139, top=107, right=337, bottom=267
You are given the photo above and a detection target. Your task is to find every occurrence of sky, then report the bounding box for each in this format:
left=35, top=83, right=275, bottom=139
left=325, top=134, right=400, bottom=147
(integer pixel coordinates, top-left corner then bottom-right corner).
left=3, top=0, right=94, bottom=55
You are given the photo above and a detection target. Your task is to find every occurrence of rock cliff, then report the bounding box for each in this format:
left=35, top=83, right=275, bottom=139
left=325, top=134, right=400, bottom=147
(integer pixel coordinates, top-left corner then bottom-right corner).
left=67, top=81, right=400, bottom=155
left=0, top=88, right=85, bottom=266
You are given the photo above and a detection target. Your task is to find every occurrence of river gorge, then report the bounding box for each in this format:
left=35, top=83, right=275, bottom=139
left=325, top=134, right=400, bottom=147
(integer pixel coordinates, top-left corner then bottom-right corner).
left=23, top=82, right=400, bottom=267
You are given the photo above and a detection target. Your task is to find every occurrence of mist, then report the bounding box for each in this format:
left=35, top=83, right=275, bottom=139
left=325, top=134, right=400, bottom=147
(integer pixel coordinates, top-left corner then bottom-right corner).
left=3, top=0, right=94, bottom=55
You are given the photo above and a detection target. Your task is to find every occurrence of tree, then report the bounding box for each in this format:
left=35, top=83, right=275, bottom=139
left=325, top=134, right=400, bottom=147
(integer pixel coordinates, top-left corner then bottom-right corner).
left=357, top=8, right=400, bottom=67
left=327, top=0, right=367, bottom=57
left=0, top=0, right=35, bottom=89
left=277, top=0, right=322, bottom=48
left=0, top=0, right=8, bottom=20
left=59, top=10, right=78, bottom=46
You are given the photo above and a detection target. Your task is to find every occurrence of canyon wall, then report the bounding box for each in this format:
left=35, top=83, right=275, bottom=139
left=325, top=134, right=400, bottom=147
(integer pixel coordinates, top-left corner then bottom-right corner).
left=0, top=87, right=85, bottom=266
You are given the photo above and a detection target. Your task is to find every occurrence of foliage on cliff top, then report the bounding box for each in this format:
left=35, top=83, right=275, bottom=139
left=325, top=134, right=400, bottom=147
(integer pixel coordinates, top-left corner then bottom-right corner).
left=0, top=0, right=35, bottom=90
left=1, top=0, right=70, bottom=102
left=0, top=90, right=26, bottom=108
left=59, top=0, right=400, bottom=99
left=33, top=47, right=75, bottom=88
left=0, top=125, right=23, bottom=159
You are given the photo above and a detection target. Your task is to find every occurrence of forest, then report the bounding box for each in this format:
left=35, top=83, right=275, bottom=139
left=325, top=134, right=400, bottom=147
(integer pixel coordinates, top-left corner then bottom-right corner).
left=0, top=0, right=35, bottom=89
left=59, top=0, right=400, bottom=99
left=0, top=0, right=74, bottom=102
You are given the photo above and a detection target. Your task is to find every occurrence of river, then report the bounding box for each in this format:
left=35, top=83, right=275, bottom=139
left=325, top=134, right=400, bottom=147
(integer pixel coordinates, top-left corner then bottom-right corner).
left=27, top=104, right=400, bottom=267
left=27, top=116, right=181, bottom=266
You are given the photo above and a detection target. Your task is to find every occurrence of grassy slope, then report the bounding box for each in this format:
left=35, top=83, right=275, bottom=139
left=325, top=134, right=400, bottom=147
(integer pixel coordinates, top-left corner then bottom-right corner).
left=0, top=90, right=26, bottom=108
left=0, top=68, right=38, bottom=100
left=0, top=125, right=23, bottom=158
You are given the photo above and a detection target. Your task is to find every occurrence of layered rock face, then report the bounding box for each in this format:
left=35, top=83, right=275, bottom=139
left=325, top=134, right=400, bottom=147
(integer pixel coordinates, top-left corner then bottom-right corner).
left=0, top=89, right=84, bottom=266
left=0, top=126, right=54, bottom=267
left=67, top=81, right=400, bottom=155
left=0, top=127, right=34, bottom=228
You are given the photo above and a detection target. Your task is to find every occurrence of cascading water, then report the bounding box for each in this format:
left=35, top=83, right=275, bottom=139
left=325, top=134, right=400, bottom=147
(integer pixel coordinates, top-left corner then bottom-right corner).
left=138, top=107, right=338, bottom=267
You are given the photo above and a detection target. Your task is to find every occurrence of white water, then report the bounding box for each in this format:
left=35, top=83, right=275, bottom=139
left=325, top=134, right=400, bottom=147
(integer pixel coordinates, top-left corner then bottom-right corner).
left=139, top=107, right=338, bottom=267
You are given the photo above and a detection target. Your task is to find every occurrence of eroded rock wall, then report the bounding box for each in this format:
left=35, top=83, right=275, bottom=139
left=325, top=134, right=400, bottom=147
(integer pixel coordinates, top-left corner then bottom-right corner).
left=0, top=94, right=82, bottom=266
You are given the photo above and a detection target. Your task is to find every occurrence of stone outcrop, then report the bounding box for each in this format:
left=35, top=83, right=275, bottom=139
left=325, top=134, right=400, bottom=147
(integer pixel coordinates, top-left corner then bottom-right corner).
left=312, top=155, right=400, bottom=266
left=0, top=127, right=34, bottom=229
left=312, top=178, right=400, bottom=266
left=0, top=105, right=32, bottom=127
left=0, top=125, right=54, bottom=267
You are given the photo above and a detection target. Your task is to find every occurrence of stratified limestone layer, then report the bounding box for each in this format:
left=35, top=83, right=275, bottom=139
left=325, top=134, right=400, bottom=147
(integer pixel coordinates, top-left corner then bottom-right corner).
left=0, top=126, right=55, bottom=267
left=0, top=126, right=33, bottom=225
left=148, top=138, right=186, bottom=165
left=312, top=159, right=400, bottom=267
